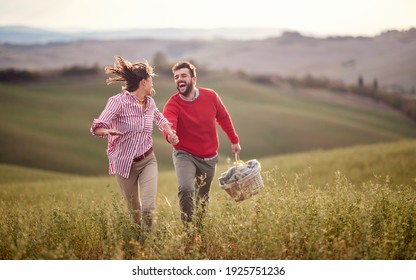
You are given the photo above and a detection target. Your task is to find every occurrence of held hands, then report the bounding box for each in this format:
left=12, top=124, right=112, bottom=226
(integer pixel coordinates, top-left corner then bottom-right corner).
left=167, top=130, right=179, bottom=145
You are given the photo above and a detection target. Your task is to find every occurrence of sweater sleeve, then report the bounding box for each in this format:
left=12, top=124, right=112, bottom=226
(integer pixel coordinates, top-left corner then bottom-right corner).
left=162, top=96, right=179, bottom=142
left=214, top=92, right=239, bottom=144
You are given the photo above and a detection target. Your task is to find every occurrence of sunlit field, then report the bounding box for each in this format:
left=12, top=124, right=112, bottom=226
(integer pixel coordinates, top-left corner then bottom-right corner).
left=1, top=140, right=415, bottom=260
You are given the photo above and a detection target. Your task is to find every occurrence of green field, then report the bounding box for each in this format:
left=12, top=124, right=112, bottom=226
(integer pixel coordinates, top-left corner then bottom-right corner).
left=1, top=70, right=416, bottom=260
left=1, top=140, right=415, bottom=260
left=1, top=71, right=416, bottom=175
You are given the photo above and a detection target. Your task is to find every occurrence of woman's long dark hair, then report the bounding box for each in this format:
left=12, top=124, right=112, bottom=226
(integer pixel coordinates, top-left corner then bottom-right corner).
left=104, top=56, right=155, bottom=92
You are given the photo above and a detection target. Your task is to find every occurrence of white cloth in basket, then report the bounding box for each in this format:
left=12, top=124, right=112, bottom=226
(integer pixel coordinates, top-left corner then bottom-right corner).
left=219, top=159, right=260, bottom=186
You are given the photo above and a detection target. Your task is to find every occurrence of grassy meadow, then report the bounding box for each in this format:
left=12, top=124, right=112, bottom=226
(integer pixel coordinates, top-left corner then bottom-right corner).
left=1, top=140, right=416, bottom=260
left=1, top=71, right=416, bottom=176
left=1, top=69, right=416, bottom=260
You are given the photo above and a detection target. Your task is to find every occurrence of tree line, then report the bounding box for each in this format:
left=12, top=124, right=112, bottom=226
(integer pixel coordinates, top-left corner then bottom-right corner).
left=0, top=65, right=100, bottom=83
left=248, top=73, right=416, bottom=121
left=1, top=54, right=415, bottom=122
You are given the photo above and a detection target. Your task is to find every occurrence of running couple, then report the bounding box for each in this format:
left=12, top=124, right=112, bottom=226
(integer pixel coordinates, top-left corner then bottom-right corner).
left=91, top=56, right=241, bottom=242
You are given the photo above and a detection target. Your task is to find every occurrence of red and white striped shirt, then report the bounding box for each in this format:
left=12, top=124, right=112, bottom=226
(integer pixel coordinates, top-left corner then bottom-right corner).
left=91, top=91, right=170, bottom=178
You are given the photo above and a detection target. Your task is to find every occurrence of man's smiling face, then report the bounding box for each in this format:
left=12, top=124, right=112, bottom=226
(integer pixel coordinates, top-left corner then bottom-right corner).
left=174, top=68, right=196, bottom=97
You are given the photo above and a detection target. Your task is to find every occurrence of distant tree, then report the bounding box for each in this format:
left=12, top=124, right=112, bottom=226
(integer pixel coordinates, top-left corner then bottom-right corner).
left=61, top=64, right=99, bottom=76
left=0, top=68, right=39, bottom=82
left=251, top=74, right=275, bottom=85
left=373, top=78, right=378, bottom=92
left=358, top=75, right=364, bottom=87
left=236, top=70, right=249, bottom=80
left=152, top=52, right=170, bottom=75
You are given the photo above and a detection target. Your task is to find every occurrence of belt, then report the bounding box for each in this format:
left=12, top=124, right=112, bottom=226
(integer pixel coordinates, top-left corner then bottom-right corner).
left=133, top=147, right=153, bottom=162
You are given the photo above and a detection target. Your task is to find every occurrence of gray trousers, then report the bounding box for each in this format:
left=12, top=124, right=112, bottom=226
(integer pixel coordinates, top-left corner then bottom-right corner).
left=172, top=150, right=218, bottom=224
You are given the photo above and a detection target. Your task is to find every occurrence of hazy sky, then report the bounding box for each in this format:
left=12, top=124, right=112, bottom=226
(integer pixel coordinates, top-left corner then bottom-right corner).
left=0, top=0, right=415, bottom=37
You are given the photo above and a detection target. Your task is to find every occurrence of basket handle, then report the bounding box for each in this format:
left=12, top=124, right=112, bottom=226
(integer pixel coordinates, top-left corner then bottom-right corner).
left=234, top=153, right=245, bottom=166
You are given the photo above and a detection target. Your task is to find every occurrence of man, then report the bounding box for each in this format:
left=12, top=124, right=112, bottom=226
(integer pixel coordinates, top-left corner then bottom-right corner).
left=163, top=61, right=241, bottom=233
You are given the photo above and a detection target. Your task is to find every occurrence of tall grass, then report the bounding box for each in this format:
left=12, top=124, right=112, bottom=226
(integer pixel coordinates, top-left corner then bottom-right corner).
left=1, top=141, right=416, bottom=260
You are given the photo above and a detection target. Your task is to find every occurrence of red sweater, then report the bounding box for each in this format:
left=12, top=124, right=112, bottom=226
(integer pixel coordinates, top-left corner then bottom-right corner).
left=163, top=88, right=239, bottom=158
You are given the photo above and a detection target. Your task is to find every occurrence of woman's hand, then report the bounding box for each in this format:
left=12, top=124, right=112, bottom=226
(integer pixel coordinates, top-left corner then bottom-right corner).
left=105, top=128, right=123, bottom=136
left=94, top=127, right=123, bottom=137
left=168, top=130, right=179, bottom=145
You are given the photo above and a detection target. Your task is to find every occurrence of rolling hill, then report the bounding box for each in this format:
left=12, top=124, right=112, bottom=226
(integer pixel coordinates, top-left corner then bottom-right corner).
left=0, top=28, right=415, bottom=91
left=1, top=70, right=415, bottom=175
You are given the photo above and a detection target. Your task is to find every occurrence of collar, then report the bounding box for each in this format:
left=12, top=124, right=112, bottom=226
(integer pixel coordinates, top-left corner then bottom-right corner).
left=179, top=88, right=199, bottom=102
left=125, top=90, right=147, bottom=101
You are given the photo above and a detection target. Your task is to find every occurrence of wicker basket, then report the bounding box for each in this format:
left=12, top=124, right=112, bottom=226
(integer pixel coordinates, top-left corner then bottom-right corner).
left=219, top=155, right=264, bottom=202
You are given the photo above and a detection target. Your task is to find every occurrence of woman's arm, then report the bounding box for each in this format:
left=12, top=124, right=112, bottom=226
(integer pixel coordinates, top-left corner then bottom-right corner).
left=91, top=95, right=122, bottom=137
left=93, top=127, right=123, bottom=137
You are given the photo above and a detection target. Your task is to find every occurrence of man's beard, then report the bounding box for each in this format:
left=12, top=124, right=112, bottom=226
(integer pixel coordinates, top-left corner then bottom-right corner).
left=178, top=83, right=193, bottom=97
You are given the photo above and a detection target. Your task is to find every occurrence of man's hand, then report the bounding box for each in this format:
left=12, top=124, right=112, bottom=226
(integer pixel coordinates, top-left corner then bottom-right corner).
left=231, top=143, right=241, bottom=155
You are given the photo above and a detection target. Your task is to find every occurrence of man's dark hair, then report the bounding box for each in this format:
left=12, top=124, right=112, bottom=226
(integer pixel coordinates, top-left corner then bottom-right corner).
left=172, top=61, right=197, bottom=77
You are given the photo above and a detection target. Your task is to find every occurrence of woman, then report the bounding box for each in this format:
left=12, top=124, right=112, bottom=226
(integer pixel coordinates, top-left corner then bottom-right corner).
left=91, top=56, right=178, bottom=242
